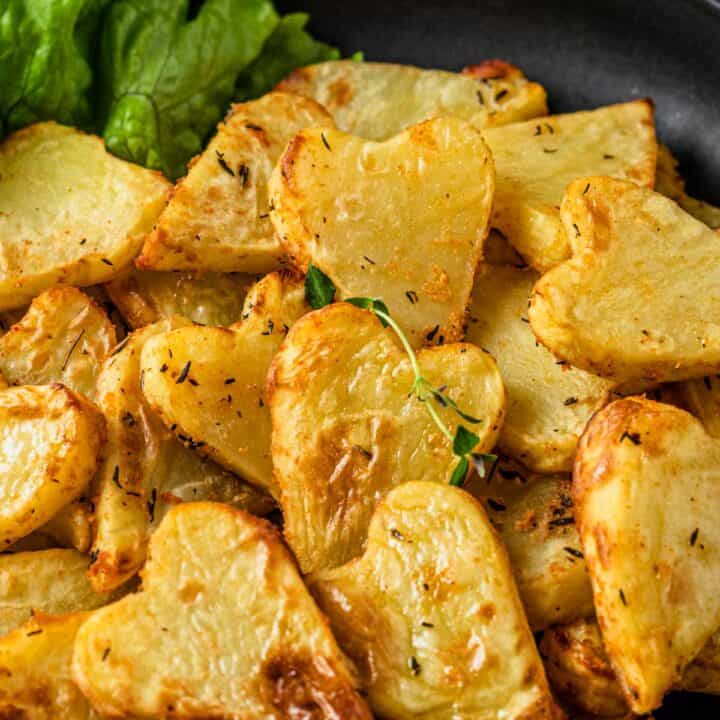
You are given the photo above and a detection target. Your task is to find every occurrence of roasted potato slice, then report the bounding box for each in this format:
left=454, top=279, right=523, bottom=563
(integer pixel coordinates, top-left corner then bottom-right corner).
left=140, top=272, right=308, bottom=496
left=467, top=458, right=593, bottom=631
left=574, top=397, right=720, bottom=712
left=276, top=59, right=548, bottom=139
left=37, top=497, right=94, bottom=553
left=310, top=481, right=554, bottom=719
left=0, top=122, right=169, bottom=310
left=680, top=375, right=720, bottom=438
left=656, top=143, right=720, bottom=229
left=541, top=618, right=720, bottom=717
left=483, top=101, right=656, bottom=272
left=0, top=549, right=119, bottom=637
left=105, top=269, right=255, bottom=328
left=90, top=318, right=271, bottom=593
left=0, top=385, right=104, bottom=548
left=0, top=286, right=116, bottom=399
left=530, top=177, right=720, bottom=383
left=0, top=612, right=104, bottom=719
left=137, top=93, right=333, bottom=273
left=74, top=503, right=371, bottom=719
left=270, top=117, right=495, bottom=347
left=468, top=265, right=614, bottom=472
left=268, top=302, right=505, bottom=574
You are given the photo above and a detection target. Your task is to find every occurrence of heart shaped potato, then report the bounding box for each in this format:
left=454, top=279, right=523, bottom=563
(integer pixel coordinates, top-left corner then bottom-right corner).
left=268, top=302, right=505, bottom=574
left=0, top=385, right=105, bottom=548
left=276, top=59, right=547, bottom=139
left=483, top=101, right=656, bottom=272
left=0, top=122, right=169, bottom=310
left=468, top=264, right=614, bottom=472
left=467, top=458, right=593, bottom=631
left=0, top=286, right=117, bottom=399
left=574, top=397, right=720, bottom=712
left=269, top=117, right=495, bottom=347
left=310, top=481, right=553, bottom=719
left=73, top=502, right=371, bottom=719
left=105, top=269, right=255, bottom=328
left=530, top=177, right=720, bottom=383
left=140, top=272, right=309, bottom=496
left=137, top=92, right=333, bottom=273
left=90, top=318, right=272, bottom=593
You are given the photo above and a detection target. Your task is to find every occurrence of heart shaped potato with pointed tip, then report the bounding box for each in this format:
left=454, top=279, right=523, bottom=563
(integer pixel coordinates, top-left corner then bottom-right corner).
left=530, top=177, right=720, bottom=383
left=268, top=302, right=505, bottom=574
left=137, top=92, right=334, bottom=274
left=468, top=264, right=614, bottom=472
left=140, top=272, right=309, bottom=497
left=309, top=481, right=553, bottom=719
left=0, top=385, right=105, bottom=548
left=574, top=397, right=720, bottom=713
left=73, top=503, right=371, bottom=719
left=270, top=117, right=495, bottom=348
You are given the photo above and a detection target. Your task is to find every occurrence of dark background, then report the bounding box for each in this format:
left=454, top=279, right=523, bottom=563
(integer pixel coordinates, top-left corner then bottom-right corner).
left=278, top=0, right=720, bottom=206
left=276, top=0, right=720, bottom=716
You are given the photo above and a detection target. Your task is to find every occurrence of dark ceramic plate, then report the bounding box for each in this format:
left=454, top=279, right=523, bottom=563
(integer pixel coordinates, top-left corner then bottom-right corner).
left=276, top=0, right=720, bottom=716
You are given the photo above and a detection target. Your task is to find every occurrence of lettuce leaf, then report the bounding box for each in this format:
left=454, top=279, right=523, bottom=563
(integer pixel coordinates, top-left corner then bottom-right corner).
left=234, top=12, right=339, bottom=101
left=97, top=0, right=278, bottom=179
left=0, top=0, right=108, bottom=136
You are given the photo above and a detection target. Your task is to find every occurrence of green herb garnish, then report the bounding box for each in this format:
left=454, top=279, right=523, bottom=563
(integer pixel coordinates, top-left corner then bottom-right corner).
left=305, top=264, right=337, bottom=309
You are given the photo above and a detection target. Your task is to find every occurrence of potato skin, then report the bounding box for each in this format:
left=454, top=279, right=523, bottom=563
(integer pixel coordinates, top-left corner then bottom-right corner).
left=0, top=384, right=105, bottom=548
left=573, top=396, right=720, bottom=713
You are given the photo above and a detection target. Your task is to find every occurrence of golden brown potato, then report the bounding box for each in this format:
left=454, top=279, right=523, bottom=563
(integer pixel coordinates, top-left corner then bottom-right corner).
left=310, top=481, right=554, bottom=720
left=105, top=269, right=255, bottom=328
left=483, top=101, right=656, bottom=272
left=468, top=265, right=614, bottom=472
left=270, top=117, right=495, bottom=348
left=73, top=503, right=371, bottom=719
left=679, top=375, right=720, bottom=438
left=0, top=549, right=119, bottom=637
left=0, top=612, right=102, bottom=719
left=276, top=59, right=548, bottom=139
left=137, top=93, right=333, bottom=273
left=0, top=286, right=116, bottom=399
left=140, top=272, right=308, bottom=497
left=0, top=385, right=104, bottom=548
left=0, top=122, right=169, bottom=310
left=574, top=397, right=720, bottom=713
left=656, top=143, right=720, bottom=229
left=90, top=318, right=272, bottom=593
left=37, top=497, right=94, bottom=553
left=466, top=458, right=593, bottom=631
left=268, top=302, right=505, bottom=574
left=530, top=177, right=720, bottom=383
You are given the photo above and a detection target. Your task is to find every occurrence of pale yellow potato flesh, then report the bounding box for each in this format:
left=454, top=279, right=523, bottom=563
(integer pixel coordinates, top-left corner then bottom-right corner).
left=466, top=459, right=593, bottom=631
left=0, top=550, right=118, bottom=638
left=574, top=397, right=720, bottom=713
left=276, top=59, right=548, bottom=139
left=0, top=122, right=169, bottom=310
left=0, top=385, right=104, bottom=549
left=140, top=272, right=309, bottom=497
left=270, top=117, right=495, bottom=347
left=468, top=265, right=614, bottom=472
left=137, top=92, right=334, bottom=273
left=268, top=302, right=505, bottom=574
left=530, top=177, right=720, bottom=383
left=310, top=481, right=554, bottom=720
left=680, top=375, right=720, bottom=438
left=73, top=503, right=372, bottom=719
left=105, top=269, right=255, bottom=328
left=483, top=101, right=656, bottom=272
left=37, top=497, right=94, bottom=553
left=90, top=318, right=272, bottom=593
left=0, top=286, right=116, bottom=399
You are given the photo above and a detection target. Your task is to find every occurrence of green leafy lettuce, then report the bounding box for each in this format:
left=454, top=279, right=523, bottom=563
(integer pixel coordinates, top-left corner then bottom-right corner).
left=235, top=12, right=340, bottom=101
left=97, top=0, right=279, bottom=179
left=0, top=0, right=108, bottom=136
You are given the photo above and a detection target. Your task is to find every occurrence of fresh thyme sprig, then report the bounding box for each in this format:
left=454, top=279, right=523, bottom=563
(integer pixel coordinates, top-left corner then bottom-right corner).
left=305, top=265, right=497, bottom=486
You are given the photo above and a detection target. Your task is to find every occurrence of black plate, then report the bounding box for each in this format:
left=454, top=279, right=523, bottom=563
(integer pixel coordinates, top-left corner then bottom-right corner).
left=276, top=0, right=720, bottom=716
